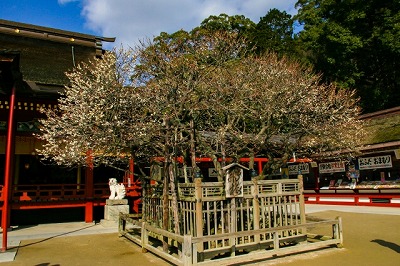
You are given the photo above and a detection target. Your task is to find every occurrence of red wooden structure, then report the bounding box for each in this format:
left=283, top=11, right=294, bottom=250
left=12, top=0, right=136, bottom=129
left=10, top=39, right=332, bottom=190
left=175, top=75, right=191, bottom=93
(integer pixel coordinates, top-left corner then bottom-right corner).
left=0, top=19, right=126, bottom=251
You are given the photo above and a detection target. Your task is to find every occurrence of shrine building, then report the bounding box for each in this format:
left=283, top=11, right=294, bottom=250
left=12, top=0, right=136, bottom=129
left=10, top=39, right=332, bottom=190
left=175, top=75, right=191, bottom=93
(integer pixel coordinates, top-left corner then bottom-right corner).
left=0, top=19, right=141, bottom=233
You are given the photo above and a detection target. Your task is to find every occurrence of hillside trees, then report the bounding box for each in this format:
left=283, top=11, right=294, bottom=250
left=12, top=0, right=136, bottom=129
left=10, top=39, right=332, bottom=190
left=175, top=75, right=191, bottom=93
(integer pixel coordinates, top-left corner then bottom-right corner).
left=251, top=8, right=296, bottom=56
left=194, top=13, right=256, bottom=39
left=295, top=0, right=400, bottom=113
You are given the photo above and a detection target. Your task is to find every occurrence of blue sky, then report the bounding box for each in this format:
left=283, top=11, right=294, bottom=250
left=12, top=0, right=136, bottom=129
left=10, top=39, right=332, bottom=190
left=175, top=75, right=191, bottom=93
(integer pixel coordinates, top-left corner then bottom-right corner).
left=0, top=0, right=298, bottom=48
left=0, top=1, right=96, bottom=34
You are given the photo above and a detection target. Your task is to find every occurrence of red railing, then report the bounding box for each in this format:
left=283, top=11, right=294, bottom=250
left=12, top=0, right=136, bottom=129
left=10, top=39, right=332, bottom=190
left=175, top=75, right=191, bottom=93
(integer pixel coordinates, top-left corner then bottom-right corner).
left=0, top=182, right=141, bottom=203
left=304, top=189, right=400, bottom=207
left=8, top=183, right=107, bottom=202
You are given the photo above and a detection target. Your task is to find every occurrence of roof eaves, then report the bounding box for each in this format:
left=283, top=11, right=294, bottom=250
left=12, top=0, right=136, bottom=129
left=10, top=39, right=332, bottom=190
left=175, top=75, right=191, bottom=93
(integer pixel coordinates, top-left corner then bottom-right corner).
left=0, top=19, right=115, bottom=48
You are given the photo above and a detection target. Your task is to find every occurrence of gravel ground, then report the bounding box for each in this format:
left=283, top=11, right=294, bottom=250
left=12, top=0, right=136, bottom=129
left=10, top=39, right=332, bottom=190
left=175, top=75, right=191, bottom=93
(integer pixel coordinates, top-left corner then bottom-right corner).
left=1, top=208, right=399, bottom=266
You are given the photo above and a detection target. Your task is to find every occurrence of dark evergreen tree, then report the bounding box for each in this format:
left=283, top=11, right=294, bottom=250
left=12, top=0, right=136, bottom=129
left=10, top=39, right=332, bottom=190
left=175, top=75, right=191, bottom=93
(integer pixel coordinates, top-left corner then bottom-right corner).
left=295, top=0, right=400, bottom=113
left=192, top=13, right=256, bottom=40
left=251, top=8, right=296, bottom=57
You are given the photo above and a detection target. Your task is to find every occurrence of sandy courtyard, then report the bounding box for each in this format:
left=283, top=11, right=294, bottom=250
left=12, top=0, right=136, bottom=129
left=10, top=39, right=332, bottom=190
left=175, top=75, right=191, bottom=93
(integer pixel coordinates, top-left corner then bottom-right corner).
left=0, top=208, right=399, bottom=266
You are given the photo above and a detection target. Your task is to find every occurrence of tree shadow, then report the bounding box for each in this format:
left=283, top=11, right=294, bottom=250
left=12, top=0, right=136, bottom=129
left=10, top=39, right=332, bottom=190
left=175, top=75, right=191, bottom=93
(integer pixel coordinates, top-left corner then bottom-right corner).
left=19, top=224, right=97, bottom=248
left=371, top=239, right=400, bottom=253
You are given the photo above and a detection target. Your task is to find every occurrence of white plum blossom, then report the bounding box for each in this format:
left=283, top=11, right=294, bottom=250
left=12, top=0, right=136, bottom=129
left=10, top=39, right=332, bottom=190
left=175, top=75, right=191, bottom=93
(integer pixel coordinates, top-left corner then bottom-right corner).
left=37, top=33, right=364, bottom=174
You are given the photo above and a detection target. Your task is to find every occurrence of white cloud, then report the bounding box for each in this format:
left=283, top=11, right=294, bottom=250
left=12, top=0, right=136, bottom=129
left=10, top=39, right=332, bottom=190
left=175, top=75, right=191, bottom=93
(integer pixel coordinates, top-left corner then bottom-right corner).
left=58, top=0, right=79, bottom=5
left=81, top=0, right=298, bottom=48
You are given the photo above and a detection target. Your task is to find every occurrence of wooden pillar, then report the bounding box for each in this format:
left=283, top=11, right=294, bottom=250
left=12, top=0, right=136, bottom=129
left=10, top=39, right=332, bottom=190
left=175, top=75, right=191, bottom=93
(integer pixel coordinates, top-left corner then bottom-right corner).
left=257, top=160, right=263, bottom=176
left=252, top=178, right=260, bottom=244
left=141, top=221, right=148, bottom=253
left=194, top=178, right=203, bottom=260
left=182, top=235, right=192, bottom=266
left=84, top=151, right=94, bottom=223
left=2, top=85, right=16, bottom=252
left=230, top=198, right=236, bottom=257
left=298, top=174, right=307, bottom=234
left=129, top=157, right=134, bottom=187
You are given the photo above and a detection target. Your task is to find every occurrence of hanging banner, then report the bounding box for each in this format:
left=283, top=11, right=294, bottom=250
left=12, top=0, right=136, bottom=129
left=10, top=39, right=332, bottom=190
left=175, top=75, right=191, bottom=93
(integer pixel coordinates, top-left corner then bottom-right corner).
left=358, top=155, right=392, bottom=170
left=319, top=161, right=345, bottom=173
left=289, top=163, right=310, bottom=175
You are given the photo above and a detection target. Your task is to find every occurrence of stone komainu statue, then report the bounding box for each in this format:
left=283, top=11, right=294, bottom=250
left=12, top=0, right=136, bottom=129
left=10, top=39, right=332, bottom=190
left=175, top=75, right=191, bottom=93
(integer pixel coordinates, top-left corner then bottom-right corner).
left=108, top=178, right=126, bottom=199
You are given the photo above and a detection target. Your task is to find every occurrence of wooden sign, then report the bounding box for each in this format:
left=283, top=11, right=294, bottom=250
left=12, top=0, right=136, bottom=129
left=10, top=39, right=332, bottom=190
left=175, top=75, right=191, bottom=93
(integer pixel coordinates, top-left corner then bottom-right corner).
left=358, top=155, right=392, bottom=170
left=319, top=161, right=345, bottom=173
left=223, top=163, right=247, bottom=198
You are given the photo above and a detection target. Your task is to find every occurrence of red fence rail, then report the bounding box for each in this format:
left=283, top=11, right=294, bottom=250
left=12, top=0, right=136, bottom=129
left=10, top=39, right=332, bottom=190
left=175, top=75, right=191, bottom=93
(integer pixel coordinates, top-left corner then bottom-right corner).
left=304, top=189, right=400, bottom=207
left=0, top=183, right=141, bottom=203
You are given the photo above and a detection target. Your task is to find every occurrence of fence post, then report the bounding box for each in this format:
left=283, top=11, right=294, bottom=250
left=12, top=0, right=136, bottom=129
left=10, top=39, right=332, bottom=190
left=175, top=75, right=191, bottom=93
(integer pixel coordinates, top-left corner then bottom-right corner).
left=192, top=239, right=198, bottom=265
left=297, top=174, right=307, bottom=235
left=334, top=216, right=344, bottom=248
left=273, top=231, right=279, bottom=251
left=182, top=234, right=192, bottom=266
left=118, top=213, right=126, bottom=236
left=230, top=198, right=236, bottom=257
left=141, top=221, right=148, bottom=253
left=194, top=178, right=203, bottom=261
left=252, top=178, right=260, bottom=244
left=141, top=181, right=147, bottom=222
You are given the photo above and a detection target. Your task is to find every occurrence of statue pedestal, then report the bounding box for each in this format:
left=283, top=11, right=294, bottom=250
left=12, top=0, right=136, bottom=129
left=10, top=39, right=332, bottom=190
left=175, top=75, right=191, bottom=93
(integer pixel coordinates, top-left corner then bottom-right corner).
left=103, top=199, right=129, bottom=222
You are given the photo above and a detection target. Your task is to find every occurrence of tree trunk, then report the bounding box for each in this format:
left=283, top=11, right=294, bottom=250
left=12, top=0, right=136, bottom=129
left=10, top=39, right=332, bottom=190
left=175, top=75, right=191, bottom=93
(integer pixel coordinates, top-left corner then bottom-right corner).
left=190, top=115, right=196, bottom=179
left=162, top=159, right=169, bottom=252
left=169, top=161, right=180, bottom=235
left=162, top=119, right=170, bottom=252
left=211, top=154, right=222, bottom=182
left=249, top=151, right=255, bottom=170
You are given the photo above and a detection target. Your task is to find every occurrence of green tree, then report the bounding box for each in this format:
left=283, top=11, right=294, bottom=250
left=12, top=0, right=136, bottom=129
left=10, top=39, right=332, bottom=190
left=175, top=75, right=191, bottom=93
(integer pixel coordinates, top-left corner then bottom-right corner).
left=193, top=13, right=256, bottom=40
left=252, top=8, right=296, bottom=56
left=295, top=0, right=400, bottom=113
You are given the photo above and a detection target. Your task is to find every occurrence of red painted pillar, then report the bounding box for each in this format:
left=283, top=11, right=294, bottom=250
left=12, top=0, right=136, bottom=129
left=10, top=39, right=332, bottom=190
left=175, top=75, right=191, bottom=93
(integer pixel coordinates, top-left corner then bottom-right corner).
left=2, top=86, right=16, bottom=252
left=84, top=151, right=94, bottom=223
left=257, top=160, right=263, bottom=176
left=129, top=157, right=142, bottom=213
left=129, top=157, right=134, bottom=186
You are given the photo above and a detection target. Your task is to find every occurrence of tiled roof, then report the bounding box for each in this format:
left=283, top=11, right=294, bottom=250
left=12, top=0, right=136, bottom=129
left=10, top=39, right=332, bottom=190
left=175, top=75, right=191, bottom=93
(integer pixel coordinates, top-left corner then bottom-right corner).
left=0, top=19, right=115, bottom=95
left=361, top=106, right=400, bottom=145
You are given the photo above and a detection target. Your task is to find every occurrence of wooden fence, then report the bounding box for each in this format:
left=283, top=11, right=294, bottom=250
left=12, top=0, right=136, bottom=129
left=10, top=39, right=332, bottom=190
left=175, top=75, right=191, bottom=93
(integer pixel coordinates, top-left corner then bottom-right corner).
left=119, top=176, right=343, bottom=265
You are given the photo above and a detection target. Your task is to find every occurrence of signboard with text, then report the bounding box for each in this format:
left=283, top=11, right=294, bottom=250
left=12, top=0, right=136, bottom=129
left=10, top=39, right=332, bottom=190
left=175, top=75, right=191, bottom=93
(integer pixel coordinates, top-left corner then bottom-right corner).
left=289, top=163, right=310, bottom=175
left=358, top=155, right=392, bottom=170
left=225, top=168, right=244, bottom=198
left=319, top=161, right=346, bottom=174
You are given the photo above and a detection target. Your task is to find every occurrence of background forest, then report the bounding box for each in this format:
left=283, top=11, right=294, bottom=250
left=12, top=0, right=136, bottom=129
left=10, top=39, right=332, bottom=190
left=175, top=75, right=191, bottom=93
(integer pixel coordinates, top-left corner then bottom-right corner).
left=192, top=0, right=399, bottom=114
left=38, top=0, right=397, bottom=177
